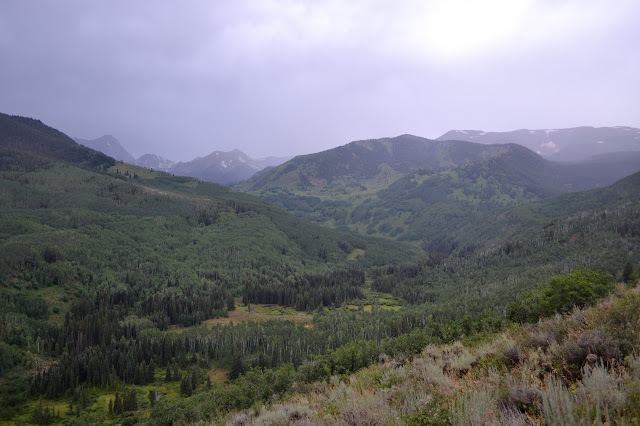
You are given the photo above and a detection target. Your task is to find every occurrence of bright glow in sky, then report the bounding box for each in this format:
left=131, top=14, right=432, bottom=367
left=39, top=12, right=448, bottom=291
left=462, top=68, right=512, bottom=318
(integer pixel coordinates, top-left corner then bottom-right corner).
left=0, top=0, right=638, bottom=160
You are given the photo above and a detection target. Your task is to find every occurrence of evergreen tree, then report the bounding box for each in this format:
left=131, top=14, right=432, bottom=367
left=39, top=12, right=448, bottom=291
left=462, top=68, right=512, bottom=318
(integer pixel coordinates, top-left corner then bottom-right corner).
left=172, top=364, right=180, bottom=381
left=31, top=401, right=53, bottom=425
left=180, top=372, right=193, bottom=396
left=227, top=295, right=236, bottom=311
left=623, top=260, right=638, bottom=285
left=130, top=386, right=138, bottom=411
left=146, top=358, right=155, bottom=383
left=191, top=367, right=199, bottom=391
left=113, top=390, right=123, bottom=414
left=229, top=350, right=244, bottom=380
left=123, top=386, right=138, bottom=411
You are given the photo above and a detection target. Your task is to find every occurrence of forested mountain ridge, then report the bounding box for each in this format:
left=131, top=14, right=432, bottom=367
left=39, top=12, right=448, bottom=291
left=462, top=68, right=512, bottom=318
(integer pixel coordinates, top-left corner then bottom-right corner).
left=236, top=134, right=640, bottom=242
left=0, top=116, right=421, bottom=304
left=236, top=134, right=512, bottom=192
left=369, top=168, right=640, bottom=314
left=437, top=126, right=640, bottom=161
left=451, top=166, right=640, bottom=253
left=0, top=112, right=115, bottom=170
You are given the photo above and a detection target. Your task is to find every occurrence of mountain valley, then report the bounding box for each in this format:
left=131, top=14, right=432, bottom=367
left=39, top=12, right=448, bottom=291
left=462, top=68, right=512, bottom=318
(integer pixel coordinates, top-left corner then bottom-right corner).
left=1, top=114, right=639, bottom=424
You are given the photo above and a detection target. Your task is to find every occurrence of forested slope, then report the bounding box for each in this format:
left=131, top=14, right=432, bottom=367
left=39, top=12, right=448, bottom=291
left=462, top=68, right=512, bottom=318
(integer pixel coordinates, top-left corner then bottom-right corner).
left=370, top=170, right=640, bottom=316
left=0, top=115, right=422, bottom=422
left=237, top=134, right=640, bottom=242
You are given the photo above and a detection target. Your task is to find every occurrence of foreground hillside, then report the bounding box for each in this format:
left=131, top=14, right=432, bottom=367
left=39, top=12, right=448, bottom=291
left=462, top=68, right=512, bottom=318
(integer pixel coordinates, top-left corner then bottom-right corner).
left=222, top=277, right=640, bottom=425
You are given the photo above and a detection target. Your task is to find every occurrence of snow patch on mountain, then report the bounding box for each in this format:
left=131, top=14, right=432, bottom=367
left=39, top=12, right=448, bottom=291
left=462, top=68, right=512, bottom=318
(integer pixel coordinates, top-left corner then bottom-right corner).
left=135, top=154, right=175, bottom=171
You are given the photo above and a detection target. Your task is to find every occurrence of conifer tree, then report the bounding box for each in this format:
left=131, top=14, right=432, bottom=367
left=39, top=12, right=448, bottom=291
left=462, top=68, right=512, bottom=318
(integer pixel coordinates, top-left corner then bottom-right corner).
left=180, top=372, right=193, bottom=396
left=113, top=390, right=123, bottom=414
left=172, top=364, right=180, bottom=381
left=623, top=260, right=637, bottom=285
left=229, top=350, right=244, bottom=380
left=146, top=358, right=155, bottom=383
left=164, top=364, right=172, bottom=382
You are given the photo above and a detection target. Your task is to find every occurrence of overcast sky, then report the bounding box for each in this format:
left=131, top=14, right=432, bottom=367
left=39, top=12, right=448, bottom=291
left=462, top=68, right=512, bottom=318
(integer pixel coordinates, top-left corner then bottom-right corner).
left=1, top=1, right=639, bottom=161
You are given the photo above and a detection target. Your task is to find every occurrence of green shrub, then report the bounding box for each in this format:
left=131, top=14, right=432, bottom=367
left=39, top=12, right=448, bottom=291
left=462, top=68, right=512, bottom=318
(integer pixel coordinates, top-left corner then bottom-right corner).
left=405, top=394, right=452, bottom=425
left=507, top=269, right=616, bottom=323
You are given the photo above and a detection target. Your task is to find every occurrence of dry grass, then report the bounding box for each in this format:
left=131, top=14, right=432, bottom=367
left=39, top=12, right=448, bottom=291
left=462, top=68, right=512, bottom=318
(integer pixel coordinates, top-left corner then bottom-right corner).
left=207, top=364, right=228, bottom=382
left=166, top=304, right=313, bottom=334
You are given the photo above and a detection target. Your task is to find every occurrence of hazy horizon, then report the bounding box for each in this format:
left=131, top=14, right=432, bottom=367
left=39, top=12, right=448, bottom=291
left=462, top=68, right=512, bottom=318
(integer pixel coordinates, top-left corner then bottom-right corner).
left=1, top=1, right=639, bottom=161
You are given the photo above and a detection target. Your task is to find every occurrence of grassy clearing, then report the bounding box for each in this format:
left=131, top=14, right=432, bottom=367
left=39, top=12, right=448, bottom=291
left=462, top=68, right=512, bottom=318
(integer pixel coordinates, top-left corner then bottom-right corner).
left=165, top=303, right=313, bottom=334
left=345, top=287, right=404, bottom=311
left=347, top=248, right=365, bottom=261
left=165, top=289, right=402, bottom=335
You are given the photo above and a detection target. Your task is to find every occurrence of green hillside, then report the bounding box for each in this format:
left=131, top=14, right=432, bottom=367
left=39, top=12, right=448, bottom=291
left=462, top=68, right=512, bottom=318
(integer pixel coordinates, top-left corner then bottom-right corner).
left=238, top=135, right=640, bottom=243
left=369, top=170, right=640, bottom=316
left=0, top=115, right=422, bottom=422
left=0, top=112, right=115, bottom=170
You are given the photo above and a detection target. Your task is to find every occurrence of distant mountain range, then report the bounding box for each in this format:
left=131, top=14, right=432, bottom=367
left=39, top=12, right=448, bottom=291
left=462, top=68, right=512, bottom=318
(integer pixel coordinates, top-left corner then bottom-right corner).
left=171, top=150, right=291, bottom=185
left=437, top=126, right=640, bottom=161
left=72, top=135, right=136, bottom=164
left=237, top=133, right=640, bottom=241
left=135, top=153, right=176, bottom=171
left=73, top=135, right=290, bottom=184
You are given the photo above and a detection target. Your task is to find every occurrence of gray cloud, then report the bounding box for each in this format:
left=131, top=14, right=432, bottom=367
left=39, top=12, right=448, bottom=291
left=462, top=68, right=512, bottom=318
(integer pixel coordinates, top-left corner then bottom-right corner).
left=1, top=0, right=639, bottom=161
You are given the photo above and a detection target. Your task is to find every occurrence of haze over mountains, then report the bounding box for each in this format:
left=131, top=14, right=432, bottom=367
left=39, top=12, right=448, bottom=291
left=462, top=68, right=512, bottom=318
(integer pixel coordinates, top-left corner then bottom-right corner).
left=73, top=126, right=640, bottom=187
left=73, top=135, right=136, bottom=164
left=73, top=135, right=290, bottom=184
left=437, top=126, right=640, bottom=161
left=170, top=150, right=291, bottom=185
left=134, top=153, right=176, bottom=171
